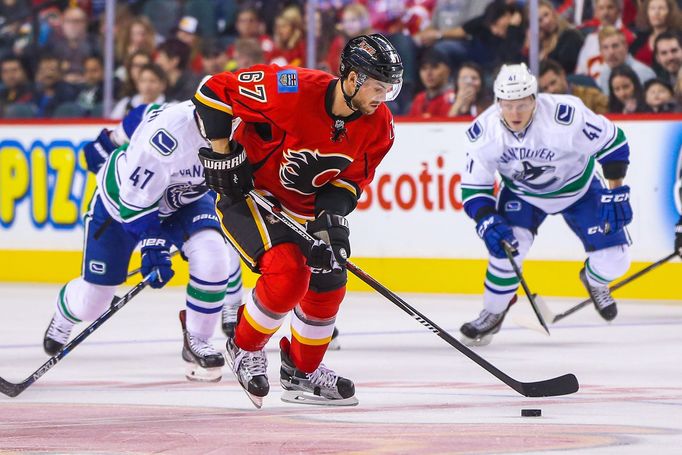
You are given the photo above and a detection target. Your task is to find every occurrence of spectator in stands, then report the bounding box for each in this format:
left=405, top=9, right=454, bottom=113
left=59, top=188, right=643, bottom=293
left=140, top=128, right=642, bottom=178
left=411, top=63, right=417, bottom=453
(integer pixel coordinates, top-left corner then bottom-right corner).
left=226, top=7, right=274, bottom=66
left=201, top=40, right=229, bottom=75
left=233, top=38, right=265, bottom=70
left=408, top=48, right=454, bottom=118
left=174, top=16, right=203, bottom=75
left=653, top=31, right=682, bottom=86
left=598, top=26, right=657, bottom=94
left=0, top=54, right=33, bottom=116
left=76, top=54, right=105, bottom=115
left=268, top=5, right=306, bottom=66
left=608, top=63, right=651, bottom=112
left=539, top=58, right=609, bottom=113
left=325, top=3, right=373, bottom=76
left=44, top=6, right=95, bottom=85
left=630, top=0, right=682, bottom=68
left=0, top=0, right=31, bottom=57
left=117, top=50, right=152, bottom=99
left=675, top=66, right=682, bottom=103
left=537, top=0, right=585, bottom=74
left=33, top=53, right=78, bottom=118
left=115, top=17, right=156, bottom=70
left=110, top=63, right=167, bottom=119
left=448, top=61, right=491, bottom=117
left=576, top=0, right=635, bottom=79
left=155, top=38, right=201, bottom=102
left=644, top=77, right=678, bottom=111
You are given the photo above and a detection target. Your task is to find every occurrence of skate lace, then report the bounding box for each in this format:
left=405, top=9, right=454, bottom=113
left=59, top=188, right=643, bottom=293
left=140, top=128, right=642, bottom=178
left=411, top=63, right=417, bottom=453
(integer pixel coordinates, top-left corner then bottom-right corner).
left=222, top=303, right=239, bottom=323
left=592, top=286, right=614, bottom=310
left=235, top=349, right=268, bottom=378
left=472, top=310, right=502, bottom=331
left=188, top=334, right=220, bottom=357
left=47, top=318, right=72, bottom=344
left=307, top=364, right=338, bottom=389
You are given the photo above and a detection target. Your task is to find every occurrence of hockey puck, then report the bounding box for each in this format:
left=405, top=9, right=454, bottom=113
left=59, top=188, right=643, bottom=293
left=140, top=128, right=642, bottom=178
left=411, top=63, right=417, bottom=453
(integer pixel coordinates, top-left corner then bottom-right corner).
left=521, top=409, right=541, bottom=417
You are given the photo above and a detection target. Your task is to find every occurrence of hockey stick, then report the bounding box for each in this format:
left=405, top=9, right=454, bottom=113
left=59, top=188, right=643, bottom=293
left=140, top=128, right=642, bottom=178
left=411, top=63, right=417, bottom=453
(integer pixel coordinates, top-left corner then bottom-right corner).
left=126, top=249, right=180, bottom=278
left=0, top=271, right=157, bottom=398
left=248, top=191, right=578, bottom=398
left=502, top=241, right=551, bottom=335
left=547, top=251, right=680, bottom=324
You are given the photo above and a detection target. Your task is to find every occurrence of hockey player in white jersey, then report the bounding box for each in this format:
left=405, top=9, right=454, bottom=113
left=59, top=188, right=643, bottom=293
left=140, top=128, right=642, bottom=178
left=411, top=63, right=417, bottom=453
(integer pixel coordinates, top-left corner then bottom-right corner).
left=81, top=103, right=245, bottom=339
left=675, top=155, right=682, bottom=256
left=460, top=63, right=633, bottom=346
left=43, top=101, right=241, bottom=381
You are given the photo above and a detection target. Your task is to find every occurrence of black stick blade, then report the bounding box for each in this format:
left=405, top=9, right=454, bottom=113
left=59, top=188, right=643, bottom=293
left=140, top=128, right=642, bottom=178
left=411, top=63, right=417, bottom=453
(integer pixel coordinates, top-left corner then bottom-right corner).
left=0, top=377, right=25, bottom=398
left=519, top=373, right=579, bottom=397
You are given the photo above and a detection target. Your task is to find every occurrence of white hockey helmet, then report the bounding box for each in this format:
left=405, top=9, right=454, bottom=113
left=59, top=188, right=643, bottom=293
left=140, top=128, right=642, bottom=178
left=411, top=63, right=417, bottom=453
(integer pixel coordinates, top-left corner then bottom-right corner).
left=493, top=63, right=538, bottom=101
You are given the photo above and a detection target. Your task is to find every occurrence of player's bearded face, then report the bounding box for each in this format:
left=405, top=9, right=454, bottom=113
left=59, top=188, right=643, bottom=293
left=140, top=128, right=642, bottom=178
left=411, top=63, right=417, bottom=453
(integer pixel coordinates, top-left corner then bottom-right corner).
left=354, top=79, right=393, bottom=114
left=499, top=96, right=536, bottom=132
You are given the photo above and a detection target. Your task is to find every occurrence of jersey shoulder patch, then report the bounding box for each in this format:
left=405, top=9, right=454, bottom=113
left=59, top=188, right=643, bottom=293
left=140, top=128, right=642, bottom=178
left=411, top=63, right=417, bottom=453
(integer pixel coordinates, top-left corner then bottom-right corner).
left=276, top=69, right=299, bottom=93
left=149, top=128, right=178, bottom=156
left=554, top=103, right=575, bottom=125
left=466, top=121, right=483, bottom=142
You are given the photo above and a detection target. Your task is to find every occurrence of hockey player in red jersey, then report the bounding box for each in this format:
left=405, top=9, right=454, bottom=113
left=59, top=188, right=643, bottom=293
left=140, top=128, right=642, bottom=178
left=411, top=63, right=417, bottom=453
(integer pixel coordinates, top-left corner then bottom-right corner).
left=193, top=34, right=403, bottom=407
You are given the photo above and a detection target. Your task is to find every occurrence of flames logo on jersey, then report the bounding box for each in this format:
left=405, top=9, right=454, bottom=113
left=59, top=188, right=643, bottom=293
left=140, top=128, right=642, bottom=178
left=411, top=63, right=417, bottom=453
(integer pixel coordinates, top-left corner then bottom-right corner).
left=279, top=148, right=352, bottom=195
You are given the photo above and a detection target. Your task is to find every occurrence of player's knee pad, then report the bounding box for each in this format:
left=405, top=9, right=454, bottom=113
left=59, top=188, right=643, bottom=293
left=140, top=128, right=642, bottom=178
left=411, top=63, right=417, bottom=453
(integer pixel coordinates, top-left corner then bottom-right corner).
left=587, top=244, right=631, bottom=283
left=184, top=229, right=231, bottom=284
left=299, top=287, right=346, bottom=319
left=255, top=243, right=310, bottom=312
left=65, top=277, right=117, bottom=321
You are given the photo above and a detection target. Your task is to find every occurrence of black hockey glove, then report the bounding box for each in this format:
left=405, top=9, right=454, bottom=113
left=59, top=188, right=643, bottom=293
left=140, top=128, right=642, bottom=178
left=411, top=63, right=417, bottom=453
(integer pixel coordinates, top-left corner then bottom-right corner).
left=675, top=216, right=682, bottom=256
left=305, top=212, right=350, bottom=273
left=198, top=142, right=253, bottom=202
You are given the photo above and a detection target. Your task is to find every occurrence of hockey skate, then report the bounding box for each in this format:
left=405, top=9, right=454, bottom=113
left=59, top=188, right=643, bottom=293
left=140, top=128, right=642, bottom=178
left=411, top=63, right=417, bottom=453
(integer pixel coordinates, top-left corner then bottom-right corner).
left=221, top=300, right=240, bottom=338
left=225, top=337, right=269, bottom=408
left=179, top=310, right=225, bottom=382
left=579, top=267, right=618, bottom=321
left=43, top=313, right=75, bottom=356
left=460, top=295, right=517, bottom=347
left=327, top=327, right=340, bottom=351
left=279, top=337, right=358, bottom=406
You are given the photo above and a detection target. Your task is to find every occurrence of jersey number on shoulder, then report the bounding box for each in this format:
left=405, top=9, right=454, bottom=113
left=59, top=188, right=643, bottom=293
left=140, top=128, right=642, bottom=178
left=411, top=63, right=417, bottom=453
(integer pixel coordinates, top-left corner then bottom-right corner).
left=238, top=71, right=267, bottom=103
left=129, top=166, right=154, bottom=189
left=582, top=121, right=602, bottom=141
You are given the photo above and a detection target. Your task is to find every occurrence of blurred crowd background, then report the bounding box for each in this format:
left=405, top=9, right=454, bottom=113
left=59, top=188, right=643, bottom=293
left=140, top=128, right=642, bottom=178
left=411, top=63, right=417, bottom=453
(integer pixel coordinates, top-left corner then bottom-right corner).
left=1, top=0, right=682, bottom=119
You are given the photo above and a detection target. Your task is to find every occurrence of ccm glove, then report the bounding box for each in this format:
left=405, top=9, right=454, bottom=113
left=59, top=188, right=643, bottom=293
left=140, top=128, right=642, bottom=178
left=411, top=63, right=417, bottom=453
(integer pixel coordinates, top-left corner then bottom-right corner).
left=675, top=216, right=682, bottom=256
left=198, top=142, right=253, bottom=202
left=140, top=236, right=175, bottom=289
left=599, top=185, right=632, bottom=233
left=305, top=212, right=350, bottom=273
left=476, top=214, right=518, bottom=259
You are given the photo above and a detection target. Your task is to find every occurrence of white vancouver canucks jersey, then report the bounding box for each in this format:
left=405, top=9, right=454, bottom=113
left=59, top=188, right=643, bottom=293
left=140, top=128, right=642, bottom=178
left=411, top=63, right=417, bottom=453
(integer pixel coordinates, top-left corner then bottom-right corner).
left=97, top=100, right=210, bottom=223
left=461, top=93, right=628, bottom=214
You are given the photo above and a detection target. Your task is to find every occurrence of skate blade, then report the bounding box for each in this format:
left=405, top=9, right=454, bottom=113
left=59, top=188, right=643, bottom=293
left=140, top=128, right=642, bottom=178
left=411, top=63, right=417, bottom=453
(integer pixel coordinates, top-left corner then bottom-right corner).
left=184, top=363, right=222, bottom=383
left=460, top=333, right=493, bottom=347
left=224, top=352, right=265, bottom=409
left=281, top=390, right=358, bottom=407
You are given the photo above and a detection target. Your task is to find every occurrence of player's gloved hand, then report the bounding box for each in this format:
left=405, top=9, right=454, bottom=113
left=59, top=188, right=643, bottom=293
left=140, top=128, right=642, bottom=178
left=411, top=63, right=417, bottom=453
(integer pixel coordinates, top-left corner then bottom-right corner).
left=83, top=128, right=116, bottom=173
left=305, top=212, right=350, bottom=273
left=140, top=236, right=175, bottom=288
left=675, top=216, right=682, bottom=256
left=476, top=214, right=518, bottom=259
left=198, top=142, right=253, bottom=202
left=599, top=185, right=632, bottom=234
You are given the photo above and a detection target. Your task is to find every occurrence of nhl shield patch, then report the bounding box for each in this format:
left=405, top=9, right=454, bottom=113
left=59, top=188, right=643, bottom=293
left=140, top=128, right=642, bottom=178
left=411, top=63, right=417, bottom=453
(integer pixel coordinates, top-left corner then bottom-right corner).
left=277, top=69, right=298, bottom=93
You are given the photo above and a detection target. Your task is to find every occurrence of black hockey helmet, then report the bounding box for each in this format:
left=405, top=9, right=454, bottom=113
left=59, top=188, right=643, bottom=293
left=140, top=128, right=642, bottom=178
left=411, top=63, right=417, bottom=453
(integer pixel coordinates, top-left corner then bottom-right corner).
left=339, top=33, right=403, bottom=107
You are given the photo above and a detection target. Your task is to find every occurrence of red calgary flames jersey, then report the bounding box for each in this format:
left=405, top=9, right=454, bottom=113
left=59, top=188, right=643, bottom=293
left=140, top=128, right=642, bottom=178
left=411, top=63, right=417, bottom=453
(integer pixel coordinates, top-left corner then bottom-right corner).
left=194, top=64, right=395, bottom=219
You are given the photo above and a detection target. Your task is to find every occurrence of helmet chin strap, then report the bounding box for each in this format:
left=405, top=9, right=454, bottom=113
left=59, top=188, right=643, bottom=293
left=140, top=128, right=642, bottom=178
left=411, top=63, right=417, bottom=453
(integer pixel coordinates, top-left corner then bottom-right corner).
left=341, top=73, right=367, bottom=111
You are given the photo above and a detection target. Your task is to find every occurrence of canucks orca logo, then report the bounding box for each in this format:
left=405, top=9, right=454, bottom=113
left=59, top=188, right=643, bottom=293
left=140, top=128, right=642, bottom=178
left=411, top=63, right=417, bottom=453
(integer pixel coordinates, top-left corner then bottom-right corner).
left=163, top=183, right=207, bottom=209
left=279, top=148, right=352, bottom=195
left=512, top=161, right=558, bottom=190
